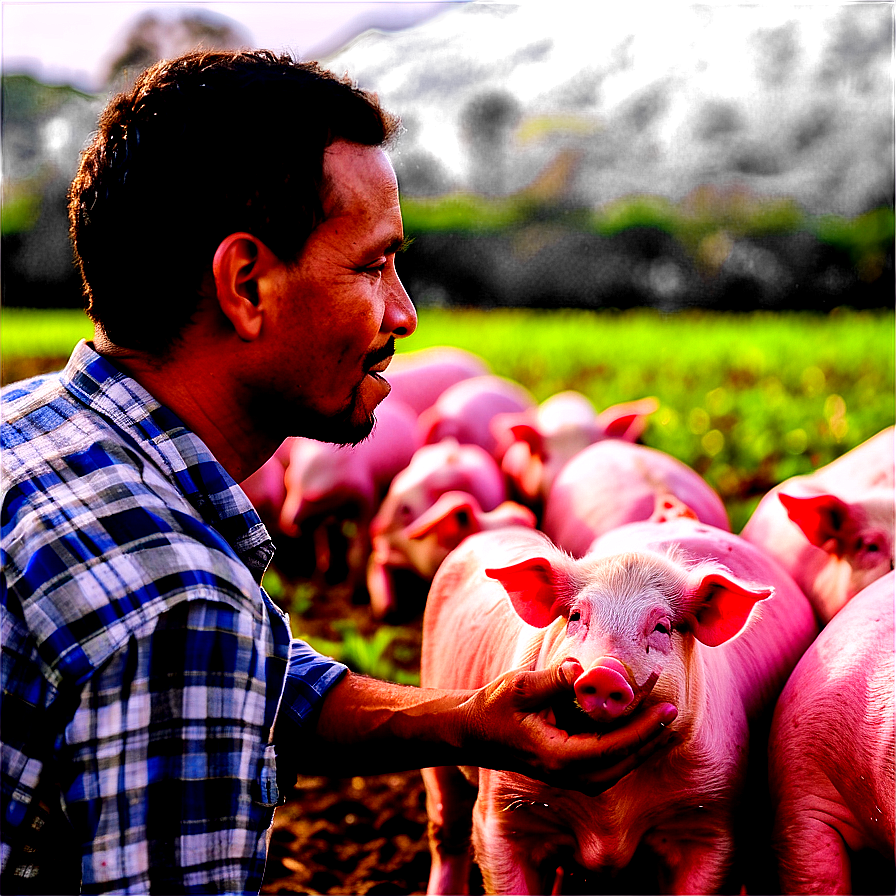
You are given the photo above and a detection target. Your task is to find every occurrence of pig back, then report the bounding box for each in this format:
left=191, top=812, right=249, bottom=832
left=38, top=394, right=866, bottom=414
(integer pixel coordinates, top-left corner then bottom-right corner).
left=590, top=519, right=820, bottom=720
left=770, top=572, right=895, bottom=862
left=421, top=527, right=557, bottom=691
left=544, top=441, right=730, bottom=557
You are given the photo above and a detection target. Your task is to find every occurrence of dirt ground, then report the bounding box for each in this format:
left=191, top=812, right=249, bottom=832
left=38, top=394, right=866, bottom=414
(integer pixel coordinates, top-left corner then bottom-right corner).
left=260, top=566, right=447, bottom=896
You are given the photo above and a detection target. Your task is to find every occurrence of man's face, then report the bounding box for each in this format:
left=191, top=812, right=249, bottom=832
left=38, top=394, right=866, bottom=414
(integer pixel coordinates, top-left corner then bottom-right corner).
left=256, top=140, right=417, bottom=444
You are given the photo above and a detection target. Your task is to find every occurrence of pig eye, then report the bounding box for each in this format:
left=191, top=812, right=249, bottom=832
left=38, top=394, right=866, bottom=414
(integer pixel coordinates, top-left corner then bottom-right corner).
left=568, top=610, right=581, bottom=622
left=654, top=621, right=671, bottom=635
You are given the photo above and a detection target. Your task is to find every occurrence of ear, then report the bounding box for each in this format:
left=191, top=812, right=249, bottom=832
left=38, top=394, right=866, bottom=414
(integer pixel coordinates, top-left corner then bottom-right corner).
left=683, top=569, right=773, bottom=647
left=404, top=492, right=483, bottom=549
left=779, top=492, right=852, bottom=555
left=486, top=556, right=566, bottom=628
left=596, top=396, right=659, bottom=442
left=212, top=233, right=274, bottom=342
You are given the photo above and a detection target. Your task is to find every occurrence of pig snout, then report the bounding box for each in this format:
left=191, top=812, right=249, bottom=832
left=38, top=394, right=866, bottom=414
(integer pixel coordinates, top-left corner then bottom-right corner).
left=574, top=657, right=635, bottom=721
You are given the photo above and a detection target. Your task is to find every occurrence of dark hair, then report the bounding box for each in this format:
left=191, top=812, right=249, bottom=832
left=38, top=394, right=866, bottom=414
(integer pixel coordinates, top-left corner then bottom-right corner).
left=69, top=49, right=400, bottom=354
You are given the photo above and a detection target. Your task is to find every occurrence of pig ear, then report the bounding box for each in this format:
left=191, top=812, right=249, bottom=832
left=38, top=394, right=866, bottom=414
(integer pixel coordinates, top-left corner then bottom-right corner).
left=684, top=570, right=774, bottom=647
left=779, top=492, right=852, bottom=554
left=486, top=557, right=565, bottom=628
left=404, top=492, right=482, bottom=548
left=596, top=397, right=659, bottom=442
left=507, top=421, right=544, bottom=455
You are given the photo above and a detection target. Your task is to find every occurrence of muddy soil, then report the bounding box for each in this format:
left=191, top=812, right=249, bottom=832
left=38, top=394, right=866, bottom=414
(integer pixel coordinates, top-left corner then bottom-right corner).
left=260, top=562, right=460, bottom=896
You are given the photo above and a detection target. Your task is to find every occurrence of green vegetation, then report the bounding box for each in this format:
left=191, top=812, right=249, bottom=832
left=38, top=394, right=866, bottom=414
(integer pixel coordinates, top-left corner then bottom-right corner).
left=5, top=306, right=893, bottom=532
left=400, top=191, right=894, bottom=281
left=2, top=308, right=93, bottom=358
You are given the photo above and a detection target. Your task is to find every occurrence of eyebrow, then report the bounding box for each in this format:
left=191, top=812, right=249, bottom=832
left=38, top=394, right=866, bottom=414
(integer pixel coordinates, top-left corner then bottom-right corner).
left=386, top=235, right=415, bottom=255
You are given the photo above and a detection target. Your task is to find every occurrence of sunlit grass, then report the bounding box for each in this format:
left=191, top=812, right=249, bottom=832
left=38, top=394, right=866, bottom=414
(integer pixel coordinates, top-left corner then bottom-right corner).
left=6, top=305, right=893, bottom=530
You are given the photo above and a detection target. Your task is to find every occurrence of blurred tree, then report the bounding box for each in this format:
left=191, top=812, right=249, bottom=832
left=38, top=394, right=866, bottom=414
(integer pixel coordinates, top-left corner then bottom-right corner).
left=460, top=90, right=522, bottom=195
left=103, top=9, right=250, bottom=90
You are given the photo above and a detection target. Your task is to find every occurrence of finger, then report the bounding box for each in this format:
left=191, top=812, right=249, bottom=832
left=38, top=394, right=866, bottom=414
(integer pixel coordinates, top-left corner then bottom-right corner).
left=508, top=662, right=582, bottom=711
left=548, top=716, right=680, bottom=795
left=558, top=702, right=678, bottom=760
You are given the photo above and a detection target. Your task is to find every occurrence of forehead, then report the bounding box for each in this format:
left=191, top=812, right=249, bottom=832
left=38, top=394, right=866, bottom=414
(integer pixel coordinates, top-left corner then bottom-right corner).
left=320, top=140, right=400, bottom=221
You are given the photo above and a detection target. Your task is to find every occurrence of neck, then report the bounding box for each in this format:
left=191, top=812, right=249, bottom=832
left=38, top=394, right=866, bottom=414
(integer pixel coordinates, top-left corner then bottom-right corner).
left=93, top=329, right=279, bottom=483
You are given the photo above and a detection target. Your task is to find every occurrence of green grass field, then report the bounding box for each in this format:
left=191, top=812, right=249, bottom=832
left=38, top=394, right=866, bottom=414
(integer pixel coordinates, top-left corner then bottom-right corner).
left=4, top=305, right=893, bottom=530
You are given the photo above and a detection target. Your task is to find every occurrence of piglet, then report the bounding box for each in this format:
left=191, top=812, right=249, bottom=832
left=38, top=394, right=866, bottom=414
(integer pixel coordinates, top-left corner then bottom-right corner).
left=543, top=440, right=730, bottom=557
left=385, top=346, right=490, bottom=416
left=277, top=397, right=421, bottom=588
left=422, top=518, right=817, bottom=894
left=367, top=439, right=509, bottom=619
left=741, top=426, right=894, bottom=624
left=417, top=374, right=536, bottom=458
left=769, top=570, right=895, bottom=895
left=494, top=391, right=659, bottom=509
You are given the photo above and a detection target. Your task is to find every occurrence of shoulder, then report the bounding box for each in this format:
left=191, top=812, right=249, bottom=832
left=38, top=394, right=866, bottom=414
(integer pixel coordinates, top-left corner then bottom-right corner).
left=3, top=418, right=267, bottom=690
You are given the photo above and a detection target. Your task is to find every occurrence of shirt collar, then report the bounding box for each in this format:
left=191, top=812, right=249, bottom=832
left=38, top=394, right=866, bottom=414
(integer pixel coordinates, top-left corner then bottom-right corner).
left=61, top=340, right=275, bottom=582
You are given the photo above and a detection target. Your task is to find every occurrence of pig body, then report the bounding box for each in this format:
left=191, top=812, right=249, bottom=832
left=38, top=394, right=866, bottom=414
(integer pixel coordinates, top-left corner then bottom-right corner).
left=422, top=520, right=817, bottom=894
left=741, top=426, right=894, bottom=624
left=417, top=375, right=537, bottom=458
left=367, top=439, right=509, bottom=619
left=239, top=439, right=291, bottom=536
left=385, top=346, right=490, bottom=416
left=495, top=392, right=659, bottom=509
left=543, top=440, right=730, bottom=557
left=278, top=398, right=421, bottom=587
left=769, top=571, right=895, bottom=894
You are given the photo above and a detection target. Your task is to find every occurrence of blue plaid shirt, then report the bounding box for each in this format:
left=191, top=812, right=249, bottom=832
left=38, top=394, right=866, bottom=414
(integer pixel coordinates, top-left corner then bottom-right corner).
left=1, top=340, right=347, bottom=894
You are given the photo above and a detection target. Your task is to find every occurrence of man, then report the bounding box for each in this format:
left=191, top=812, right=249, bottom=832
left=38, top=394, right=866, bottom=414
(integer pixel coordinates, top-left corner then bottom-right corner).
left=1, top=50, right=677, bottom=894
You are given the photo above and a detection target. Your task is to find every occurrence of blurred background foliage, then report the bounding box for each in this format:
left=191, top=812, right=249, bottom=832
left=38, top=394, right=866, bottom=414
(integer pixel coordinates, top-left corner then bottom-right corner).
left=2, top=2, right=893, bottom=314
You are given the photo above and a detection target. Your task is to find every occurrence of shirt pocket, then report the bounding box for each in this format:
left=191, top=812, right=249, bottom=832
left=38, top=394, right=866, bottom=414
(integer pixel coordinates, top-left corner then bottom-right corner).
left=255, top=742, right=284, bottom=817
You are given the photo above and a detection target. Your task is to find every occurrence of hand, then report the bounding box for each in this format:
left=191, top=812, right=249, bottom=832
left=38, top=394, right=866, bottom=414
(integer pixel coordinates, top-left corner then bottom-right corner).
left=459, top=660, right=678, bottom=796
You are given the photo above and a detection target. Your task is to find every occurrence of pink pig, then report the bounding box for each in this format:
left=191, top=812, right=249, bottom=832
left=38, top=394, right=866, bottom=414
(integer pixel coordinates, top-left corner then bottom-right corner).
left=421, top=519, right=817, bottom=894
left=417, top=374, right=537, bottom=458
left=494, top=391, right=660, bottom=508
left=367, top=489, right=535, bottom=600
left=769, top=571, right=895, bottom=894
left=277, top=397, right=420, bottom=587
left=366, top=439, right=509, bottom=619
left=239, top=438, right=292, bottom=536
left=542, top=440, right=730, bottom=557
left=384, top=346, right=491, bottom=416
left=741, top=426, right=894, bottom=624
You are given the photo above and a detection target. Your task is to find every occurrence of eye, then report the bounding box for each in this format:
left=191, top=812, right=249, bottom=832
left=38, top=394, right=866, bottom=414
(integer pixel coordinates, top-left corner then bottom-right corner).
left=654, top=621, right=671, bottom=635
left=359, top=256, right=388, bottom=278
left=569, top=610, right=581, bottom=622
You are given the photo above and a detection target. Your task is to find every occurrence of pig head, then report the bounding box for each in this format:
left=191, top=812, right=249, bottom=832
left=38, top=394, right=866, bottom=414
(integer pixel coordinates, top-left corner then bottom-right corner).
left=543, top=440, right=730, bottom=557
left=741, top=426, right=895, bottom=624
left=495, top=392, right=659, bottom=509
left=416, top=375, right=536, bottom=458
left=367, top=439, right=509, bottom=619
left=421, top=523, right=816, bottom=895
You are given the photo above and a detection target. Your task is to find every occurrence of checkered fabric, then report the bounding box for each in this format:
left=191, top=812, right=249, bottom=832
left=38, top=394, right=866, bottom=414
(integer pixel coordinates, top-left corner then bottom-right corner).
left=1, top=341, right=347, bottom=894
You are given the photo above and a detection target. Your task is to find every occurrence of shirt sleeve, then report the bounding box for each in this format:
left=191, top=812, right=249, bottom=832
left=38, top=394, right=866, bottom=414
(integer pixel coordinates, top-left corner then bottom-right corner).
left=59, top=598, right=277, bottom=895
left=278, top=639, right=348, bottom=731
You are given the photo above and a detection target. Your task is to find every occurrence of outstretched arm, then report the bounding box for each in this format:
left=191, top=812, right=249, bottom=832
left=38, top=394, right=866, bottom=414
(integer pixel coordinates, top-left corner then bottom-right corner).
left=293, top=660, right=677, bottom=796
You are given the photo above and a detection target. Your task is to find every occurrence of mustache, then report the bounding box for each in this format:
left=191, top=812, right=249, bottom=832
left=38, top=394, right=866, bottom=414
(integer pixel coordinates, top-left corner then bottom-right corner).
left=365, top=336, right=396, bottom=370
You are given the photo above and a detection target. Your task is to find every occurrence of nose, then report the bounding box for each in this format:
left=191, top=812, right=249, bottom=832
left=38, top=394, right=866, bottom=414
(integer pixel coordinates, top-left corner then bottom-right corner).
left=383, top=268, right=417, bottom=339
left=574, top=657, right=635, bottom=721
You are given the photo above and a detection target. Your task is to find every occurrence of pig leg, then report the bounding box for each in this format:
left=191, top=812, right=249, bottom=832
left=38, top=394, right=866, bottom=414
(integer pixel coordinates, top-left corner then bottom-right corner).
left=773, top=775, right=853, bottom=894
left=471, top=798, right=556, bottom=895
left=647, top=824, right=733, bottom=895
left=423, top=765, right=476, bottom=895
